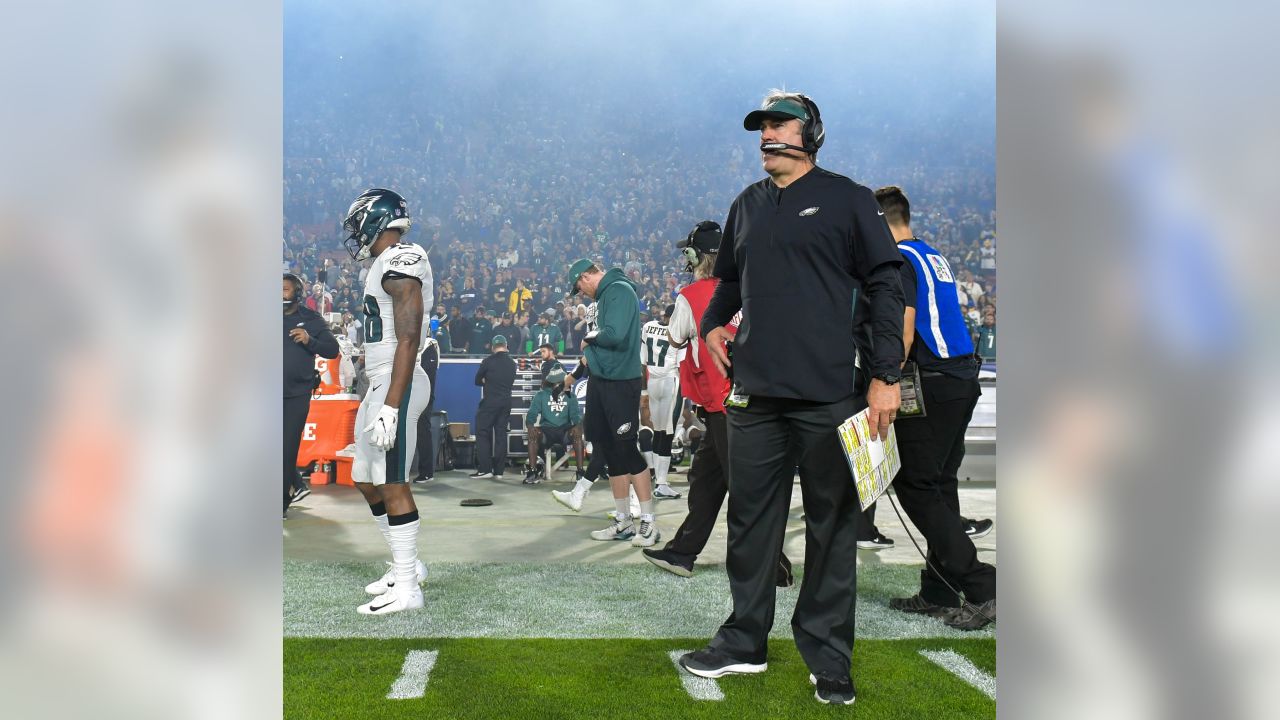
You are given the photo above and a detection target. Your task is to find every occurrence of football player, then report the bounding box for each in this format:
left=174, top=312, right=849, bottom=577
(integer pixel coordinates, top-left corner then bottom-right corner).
left=641, top=304, right=683, bottom=499
left=342, top=188, right=433, bottom=616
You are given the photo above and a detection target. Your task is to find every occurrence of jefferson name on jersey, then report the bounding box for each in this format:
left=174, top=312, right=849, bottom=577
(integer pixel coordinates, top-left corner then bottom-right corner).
left=641, top=320, right=679, bottom=378
left=362, top=243, right=434, bottom=376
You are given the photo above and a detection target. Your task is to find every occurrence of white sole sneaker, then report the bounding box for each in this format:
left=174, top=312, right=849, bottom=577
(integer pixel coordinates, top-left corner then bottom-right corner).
left=590, top=523, right=635, bottom=541
left=357, top=588, right=424, bottom=615
left=365, top=560, right=428, bottom=595
left=683, top=661, right=768, bottom=679
left=631, top=525, right=660, bottom=547
left=653, top=485, right=682, bottom=499
left=810, top=674, right=857, bottom=705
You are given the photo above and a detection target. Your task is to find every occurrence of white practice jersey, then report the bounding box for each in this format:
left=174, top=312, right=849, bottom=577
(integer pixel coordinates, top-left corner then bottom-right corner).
left=641, top=320, right=679, bottom=379
left=362, top=242, right=434, bottom=376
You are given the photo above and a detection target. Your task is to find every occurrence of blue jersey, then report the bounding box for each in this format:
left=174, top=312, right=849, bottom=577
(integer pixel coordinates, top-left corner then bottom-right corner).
left=898, top=240, right=974, bottom=358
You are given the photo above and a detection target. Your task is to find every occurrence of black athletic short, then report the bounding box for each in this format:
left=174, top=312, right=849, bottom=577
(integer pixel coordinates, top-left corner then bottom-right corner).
left=584, top=376, right=642, bottom=444
left=533, top=424, right=571, bottom=449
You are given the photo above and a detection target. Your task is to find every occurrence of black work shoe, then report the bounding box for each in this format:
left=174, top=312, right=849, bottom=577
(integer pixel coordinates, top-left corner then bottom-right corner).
left=642, top=547, right=694, bottom=577
left=944, top=598, right=996, bottom=630
left=856, top=532, right=894, bottom=550
left=889, top=594, right=957, bottom=618
left=809, top=673, right=857, bottom=705
left=678, top=649, right=767, bottom=679
left=776, top=555, right=795, bottom=588
left=964, top=517, right=994, bottom=538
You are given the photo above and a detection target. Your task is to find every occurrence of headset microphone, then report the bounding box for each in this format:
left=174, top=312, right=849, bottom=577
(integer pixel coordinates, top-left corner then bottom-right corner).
left=760, top=141, right=811, bottom=154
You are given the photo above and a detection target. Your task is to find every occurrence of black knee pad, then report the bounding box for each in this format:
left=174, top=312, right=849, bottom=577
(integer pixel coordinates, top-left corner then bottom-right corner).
left=637, top=426, right=654, bottom=453
left=653, top=431, right=673, bottom=456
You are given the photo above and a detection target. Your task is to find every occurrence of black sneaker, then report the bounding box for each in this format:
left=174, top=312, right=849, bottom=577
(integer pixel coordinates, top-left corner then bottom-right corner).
left=944, top=598, right=996, bottom=630
left=889, top=594, right=957, bottom=618
left=776, top=554, right=795, bottom=588
left=678, top=649, right=767, bottom=679
left=642, top=547, right=694, bottom=577
left=413, top=473, right=431, bottom=484
left=291, top=483, right=311, bottom=504
left=809, top=673, right=856, bottom=705
left=468, top=471, right=493, bottom=479
left=522, top=467, right=542, bottom=485
left=964, top=517, right=994, bottom=538
left=856, top=532, right=894, bottom=550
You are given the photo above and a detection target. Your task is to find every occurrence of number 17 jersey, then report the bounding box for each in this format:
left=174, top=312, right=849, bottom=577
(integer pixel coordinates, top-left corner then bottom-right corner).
left=641, top=320, right=679, bottom=379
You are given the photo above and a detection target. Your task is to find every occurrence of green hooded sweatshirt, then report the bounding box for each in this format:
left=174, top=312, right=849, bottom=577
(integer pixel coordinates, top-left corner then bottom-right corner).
left=584, top=268, right=642, bottom=380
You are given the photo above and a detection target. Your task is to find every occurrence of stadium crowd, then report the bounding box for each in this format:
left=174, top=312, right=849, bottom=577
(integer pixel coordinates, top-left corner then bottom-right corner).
left=282, top=89, right=996, bottom=360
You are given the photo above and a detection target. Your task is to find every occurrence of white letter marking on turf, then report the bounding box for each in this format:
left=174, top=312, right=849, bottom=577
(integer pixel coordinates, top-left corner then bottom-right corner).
left=669, top=650, right=724, bottom=701
left=919, top=649, right=996, bottom=700
left=387, top=649, right=439, bottom=700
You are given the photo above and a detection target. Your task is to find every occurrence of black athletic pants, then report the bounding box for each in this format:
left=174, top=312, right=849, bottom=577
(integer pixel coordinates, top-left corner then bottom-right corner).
left=283, top=394, right=311, bottom=511
left=415, top=344, right=440, bottom=479
left=475, top=403, right=511, bottom=475
left=892, top=374, right=995, bottom=605
left=665, top=409, right=729, bottom=558
left=710, top=394, right=862, bottom=676
left=664, top=408, right=795, bottom=575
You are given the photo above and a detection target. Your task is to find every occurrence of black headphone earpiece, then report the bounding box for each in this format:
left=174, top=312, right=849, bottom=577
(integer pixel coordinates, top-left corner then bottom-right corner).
left=679, top=221, right=723, bottom=272
left=285, top=273, right=305, bottom=304
left=797, top=94, right=825, bottom=153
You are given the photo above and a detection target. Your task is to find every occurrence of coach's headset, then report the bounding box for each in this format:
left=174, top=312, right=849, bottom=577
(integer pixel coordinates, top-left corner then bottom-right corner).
left=757, top=94, right=825, bottom=156
left=797, top=94, right=825, bottom=154
left=678, top=221, right=723, bottom=272
left=284, top=273, right=306, bottom=308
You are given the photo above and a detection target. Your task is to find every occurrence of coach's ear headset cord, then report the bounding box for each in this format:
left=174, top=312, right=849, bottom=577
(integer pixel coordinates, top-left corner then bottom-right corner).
left=884, top=491, right=997, bottom=627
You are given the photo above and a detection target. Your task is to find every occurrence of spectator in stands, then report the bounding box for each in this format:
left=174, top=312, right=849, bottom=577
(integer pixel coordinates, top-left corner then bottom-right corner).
left=508, top=277, right=533, bottom=315
left=531, top=310, right=564, bottom=354
left=467, top=306, right=493, bottom=354
left=976, top=309, right=996, bottom=361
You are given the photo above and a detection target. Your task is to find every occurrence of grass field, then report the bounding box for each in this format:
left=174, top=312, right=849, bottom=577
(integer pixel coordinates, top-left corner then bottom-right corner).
left=285, top=637, right=995, bottom=719
left=285, top=560, right=995, bottom=718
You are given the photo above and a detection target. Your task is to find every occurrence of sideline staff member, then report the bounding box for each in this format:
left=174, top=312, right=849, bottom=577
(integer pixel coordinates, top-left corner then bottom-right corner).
left=679, top=91, right=904, bottom=707
left=283, top=273, right=339, bottom=517
left=471, top=335, right=517, bottom=479
left=876, top=185, right=996, bottom=630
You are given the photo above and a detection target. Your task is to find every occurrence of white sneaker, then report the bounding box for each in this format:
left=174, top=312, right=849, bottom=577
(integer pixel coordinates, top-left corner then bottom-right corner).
left=590, top=519, right=635, bottom=541
left=631, top=517, right=660, bottom=547
left=552, top=479, right=592, bottom=512
left=365, top=560, right=428, bottom=596
left=653, top=484, right=682, bottom=499
left=357, top=586, right=424, bottom=616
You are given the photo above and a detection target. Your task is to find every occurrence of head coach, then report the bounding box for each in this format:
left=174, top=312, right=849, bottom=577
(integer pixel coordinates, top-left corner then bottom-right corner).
left=677, top=90, right=905, bottom=706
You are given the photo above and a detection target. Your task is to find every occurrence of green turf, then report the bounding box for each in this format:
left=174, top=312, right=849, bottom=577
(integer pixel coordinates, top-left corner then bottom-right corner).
left=285, top=637, right=994, bottom=719
left=284, top=561, right=994, bottom=640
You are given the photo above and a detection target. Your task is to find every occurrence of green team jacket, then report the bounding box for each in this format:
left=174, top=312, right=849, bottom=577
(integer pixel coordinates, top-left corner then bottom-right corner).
left=526, top=387, right=582, bottom=428
left=583, top=268, right=642, bottom=380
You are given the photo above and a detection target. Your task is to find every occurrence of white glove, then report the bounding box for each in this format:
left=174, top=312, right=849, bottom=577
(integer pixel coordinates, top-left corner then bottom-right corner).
left=364, top=404, right=399, bottom=451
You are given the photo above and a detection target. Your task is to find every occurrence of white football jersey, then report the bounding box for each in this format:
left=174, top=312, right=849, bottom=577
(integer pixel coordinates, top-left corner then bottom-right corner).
left=641, top=320, right=679, bottom=378
left=362, top=242, right=433, bottom=376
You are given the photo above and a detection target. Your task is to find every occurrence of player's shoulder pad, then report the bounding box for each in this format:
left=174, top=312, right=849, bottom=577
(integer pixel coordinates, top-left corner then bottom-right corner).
left=382, top=243, right=430, bottom=280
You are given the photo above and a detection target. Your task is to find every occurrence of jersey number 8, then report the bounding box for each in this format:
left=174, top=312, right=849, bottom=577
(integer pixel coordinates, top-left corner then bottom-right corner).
left=363, top=295, right=383, bottom=343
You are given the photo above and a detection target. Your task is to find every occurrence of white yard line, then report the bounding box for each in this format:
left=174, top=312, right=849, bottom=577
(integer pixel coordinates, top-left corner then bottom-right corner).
left=919, top=649, right=996, bottom=700
left=387, top=649, right=439, bottom=700
left=668, top=650, right=724, bottom=701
